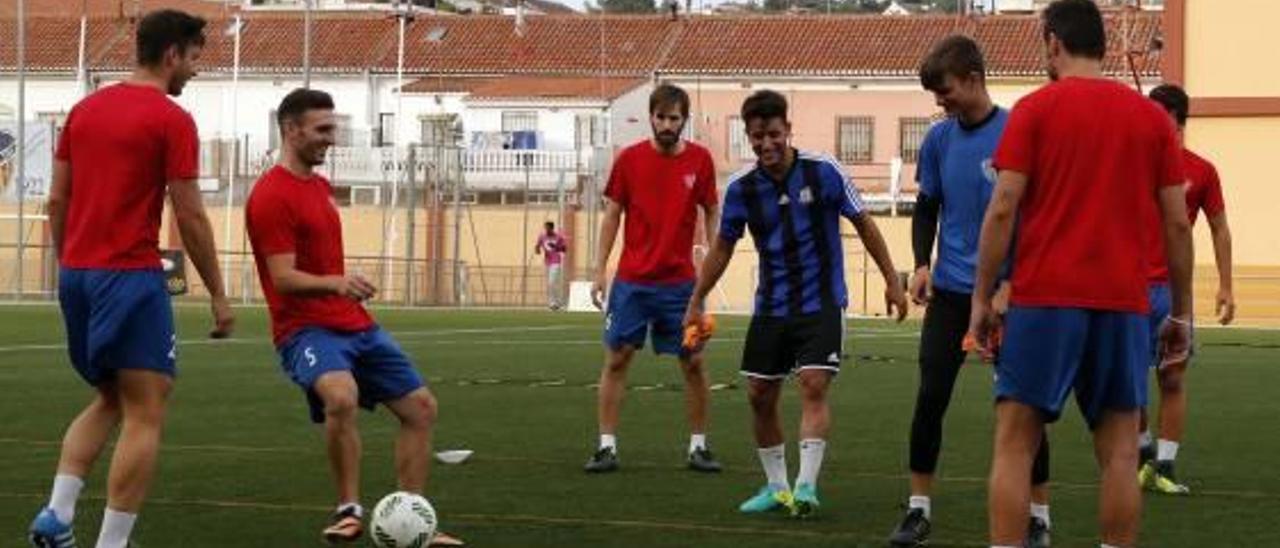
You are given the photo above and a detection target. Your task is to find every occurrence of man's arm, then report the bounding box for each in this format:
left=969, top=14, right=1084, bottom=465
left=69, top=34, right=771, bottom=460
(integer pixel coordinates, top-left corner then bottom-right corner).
left=47, top=160, right=70, bottom=254
left=973, top=171, right=1026, bottom=306
left=910, top=193, right=940, bottom=304
left=686, top=237, right=736, bottom=325
left=850, top=213, right=908, bottom=321
left=591, top=200, right=623, bottom=309
left=263, top=253, right=375, bottom=300
left=169, top=180, right=234, bottom=336
left=701, top=202, right=721, bottom=249
left=1206, top=212, right=1235, bottom=324
left=1159, top=186, right=1195, bottom=320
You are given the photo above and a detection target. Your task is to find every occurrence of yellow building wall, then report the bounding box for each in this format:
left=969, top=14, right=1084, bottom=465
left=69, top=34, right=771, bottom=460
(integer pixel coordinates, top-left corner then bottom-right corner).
left=1184, top=0, right=1280, bottom=98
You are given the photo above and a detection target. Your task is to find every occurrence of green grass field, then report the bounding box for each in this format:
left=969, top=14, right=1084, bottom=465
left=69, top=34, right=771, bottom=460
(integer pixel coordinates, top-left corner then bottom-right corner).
left=1, top=304, right=1278, bottom=547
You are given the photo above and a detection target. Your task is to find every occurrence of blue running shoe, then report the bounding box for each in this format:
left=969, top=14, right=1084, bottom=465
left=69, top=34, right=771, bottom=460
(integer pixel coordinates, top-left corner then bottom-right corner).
left=738, top=485, right=794, bottom=514
left=791, top=483, right=820, bottom=518
left=29, top=507, right=76, bottom=548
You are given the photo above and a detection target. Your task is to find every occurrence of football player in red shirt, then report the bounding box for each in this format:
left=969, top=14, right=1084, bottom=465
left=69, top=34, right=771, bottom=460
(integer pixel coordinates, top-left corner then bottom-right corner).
left=1137, top=83, right=1236, bottom=495
left=967, top=2, right=1195, bottom=546
left=29, top=10, right=233, bottom=548
left=585, top=84, right=723, bottom=474
left=245, top=88, right=460, bottom=546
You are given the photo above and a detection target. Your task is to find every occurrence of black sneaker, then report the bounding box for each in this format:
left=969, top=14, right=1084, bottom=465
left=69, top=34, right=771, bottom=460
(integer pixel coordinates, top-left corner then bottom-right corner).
left=584, top=447, right=619, bottom=473
left=687, top=447, right=722, bottom=473
left=888, top=507, right=931, bottom=547
left=1025, top=516, right=1051, bottom=548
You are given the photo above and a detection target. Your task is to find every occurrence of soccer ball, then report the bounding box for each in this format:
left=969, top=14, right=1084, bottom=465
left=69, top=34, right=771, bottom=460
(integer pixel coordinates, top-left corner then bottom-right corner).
left=370, top=491, right=437, bottom=548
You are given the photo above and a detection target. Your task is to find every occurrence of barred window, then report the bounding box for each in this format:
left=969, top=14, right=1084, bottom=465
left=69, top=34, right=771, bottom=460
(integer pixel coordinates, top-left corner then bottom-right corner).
left=575, top=114, right=607, bottom=148
left=899, top=117, right=932, bottom=163
left=836, top=116, right=874, bottom=164
left=727, top=116, right=754, bottom=161
left=501, top=111, right=538, bottom=133
left=420, top=114, right=458, bottom=148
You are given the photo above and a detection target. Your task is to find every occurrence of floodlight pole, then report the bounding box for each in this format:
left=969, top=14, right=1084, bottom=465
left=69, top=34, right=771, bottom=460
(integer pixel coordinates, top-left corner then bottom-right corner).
left=16, top=0, right=27, bottom=299
left=383, top=4, right=411, bottom=298
left=222, top=14, right=243, bottom=285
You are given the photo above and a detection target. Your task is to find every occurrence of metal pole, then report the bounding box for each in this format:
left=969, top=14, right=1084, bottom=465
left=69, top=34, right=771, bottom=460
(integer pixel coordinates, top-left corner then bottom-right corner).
left=77, top=12, right=88, bottom=96
left=222, top=14, right=242, bottom=290
left=383, top=7, right=408, bottom=299
left=520, top=154, right=531, bottom=307
left=303, top=0, right=312, bottom=89
left=16, top=0, right=27, bottom=299
left=451, top=147, right=463, bottom=306
left=404, top=146, right=417, bottom=305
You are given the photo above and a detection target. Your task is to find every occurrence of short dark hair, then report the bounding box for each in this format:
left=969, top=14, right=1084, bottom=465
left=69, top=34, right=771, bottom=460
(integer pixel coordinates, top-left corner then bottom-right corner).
left=136, top=10, right=207, bottom=67
left=276, top=88, right=335, bottom=128
left=544, top=221, right=555, bottom=229
left=649, top=84, right=690, bottom=118
left=740, top=89, right=788, bottom=124
left=1042, top=0, right=1106, bottom=61
left=919, top=35, right=986, bottom=92
left=1149, top=84, right=1190, bottom=127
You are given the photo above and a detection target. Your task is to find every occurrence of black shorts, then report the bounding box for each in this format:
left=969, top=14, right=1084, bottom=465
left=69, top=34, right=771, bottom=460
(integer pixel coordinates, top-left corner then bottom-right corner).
left=740, top=308, right=846, bottom=380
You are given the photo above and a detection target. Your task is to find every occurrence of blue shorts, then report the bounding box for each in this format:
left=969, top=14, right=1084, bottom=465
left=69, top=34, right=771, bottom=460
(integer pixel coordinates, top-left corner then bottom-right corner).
left=1147, top=283, right=1172, bottom=367
left=604, top=280, right=694, bottom=357
left=277, top=326, right=425, bottom=423
left=59, top=267, right=176, bottom=386
left=996, top=306, right=1149, bottom=429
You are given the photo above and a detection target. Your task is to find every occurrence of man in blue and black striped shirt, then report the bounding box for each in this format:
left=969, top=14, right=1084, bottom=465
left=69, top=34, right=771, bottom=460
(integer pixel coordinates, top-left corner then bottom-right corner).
left=687, top=89, right=908, bottom=518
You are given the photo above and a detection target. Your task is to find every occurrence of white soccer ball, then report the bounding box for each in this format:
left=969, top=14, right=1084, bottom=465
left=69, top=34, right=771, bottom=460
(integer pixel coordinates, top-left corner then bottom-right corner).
left=370, top=491, right=438, bottom=548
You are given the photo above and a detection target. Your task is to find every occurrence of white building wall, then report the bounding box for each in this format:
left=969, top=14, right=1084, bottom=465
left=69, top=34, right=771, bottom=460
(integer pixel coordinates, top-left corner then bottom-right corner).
left=609, top=82, right=653, bottom=151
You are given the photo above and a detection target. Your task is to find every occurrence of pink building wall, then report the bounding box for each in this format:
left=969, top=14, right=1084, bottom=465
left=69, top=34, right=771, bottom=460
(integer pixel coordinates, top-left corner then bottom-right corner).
left=679, top=83, right=941, bottom=192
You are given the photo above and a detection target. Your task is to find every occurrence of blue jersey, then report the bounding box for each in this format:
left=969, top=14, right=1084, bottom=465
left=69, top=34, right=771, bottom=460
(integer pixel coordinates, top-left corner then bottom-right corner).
left=720, top=150, right=865, bottom=317
left=916, top=108, right=1008, bottom=294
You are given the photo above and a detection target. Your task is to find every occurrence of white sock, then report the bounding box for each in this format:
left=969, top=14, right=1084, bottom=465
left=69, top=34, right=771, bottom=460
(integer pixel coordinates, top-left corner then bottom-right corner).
left=1101, top=544, right=1124, bottom=548
left=1157, top=439, right=1179, bottom=462
left=992, top=545, right=1021, bottom=548
left=95, top=508, right=138, bottom=548
left=48, top=474, right=84, bottom=524
left=908, top=495, right=931, bottom=519
left=756, top=444, right=789, bottom=491
left=600, top=434, right=617, bottom=451
left=1030, top=503, right=1051, bottom=528
left=796, top=438, right=826, bottom=488
left=689, top=433, right=707, bottom=454
left=336, top=502, right=363, bottom=517
left=1139, top=430, right=1153, bottom=450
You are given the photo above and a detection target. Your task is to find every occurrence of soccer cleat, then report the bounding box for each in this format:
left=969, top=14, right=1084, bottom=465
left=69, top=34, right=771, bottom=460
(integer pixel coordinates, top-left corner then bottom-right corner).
left=430, top=531, right=466, bottom=546
left=738, top=485, right=794, bottom=514
left=687, top=447, right=722, bottom=473
left=321, top=506, right=364, bottom=544
left=791, top=483, right=820, bottom=518
left=888, top=507, right=931, bottom=547
left=584, top=447, right=619, bottom=473
left=1026, top=516, right=1051, bottom=548
left=1142, top=460, right=1191, bottom=495
left=28, top=507, right=76, bottom=548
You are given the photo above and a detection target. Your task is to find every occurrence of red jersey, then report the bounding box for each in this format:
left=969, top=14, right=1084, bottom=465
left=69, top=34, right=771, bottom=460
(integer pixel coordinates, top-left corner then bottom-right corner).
left=993, top=77, right=1183, bottom=313
left=604, top=140, right=718, bottom=284
left=56, top=82, right=199, bottom=269
left=1145, top=148, right=1227, bottom=282
left=245, top=165, right=374, bottom=345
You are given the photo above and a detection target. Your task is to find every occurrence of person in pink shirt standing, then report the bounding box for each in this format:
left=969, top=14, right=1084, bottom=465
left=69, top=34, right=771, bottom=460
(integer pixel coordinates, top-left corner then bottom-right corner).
left=535, top=221, right=568, bottom=310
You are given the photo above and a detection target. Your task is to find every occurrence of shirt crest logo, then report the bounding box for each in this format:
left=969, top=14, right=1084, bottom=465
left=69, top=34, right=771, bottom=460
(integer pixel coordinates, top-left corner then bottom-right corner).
left=981, top=158, right=998, bottom=185
left=683, top=173, right=696, bottom=189
left=798, top=187, right=814, bottom=204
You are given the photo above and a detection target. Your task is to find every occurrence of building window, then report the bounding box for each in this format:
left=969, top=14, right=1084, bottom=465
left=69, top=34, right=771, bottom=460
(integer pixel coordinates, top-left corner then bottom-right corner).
left=575, top=114, right=607, bottom=149
left=501, top=111, right=538, bottom=133
left=268, top=109, right=279, bottom=151
left=898, top=117, right=932, bottom=163
left=727, top=116, right=753, bottom=161
left=334, top=113, right=353, bottom=147
left=836, top=116, right=874, bottom=164
left=376, top=112, right=395, bottom=147
left=420, top=114, right=458, bottom=148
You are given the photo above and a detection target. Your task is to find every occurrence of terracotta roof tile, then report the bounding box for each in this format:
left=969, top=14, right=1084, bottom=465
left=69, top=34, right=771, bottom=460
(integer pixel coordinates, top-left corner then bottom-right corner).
left=0, top=0, right=231, bottom=19
left=462, top=75, right=645, bottom=101
left=0, top=12, right=1162, bottom=78
left=400, top=76, right=498, bottom=93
